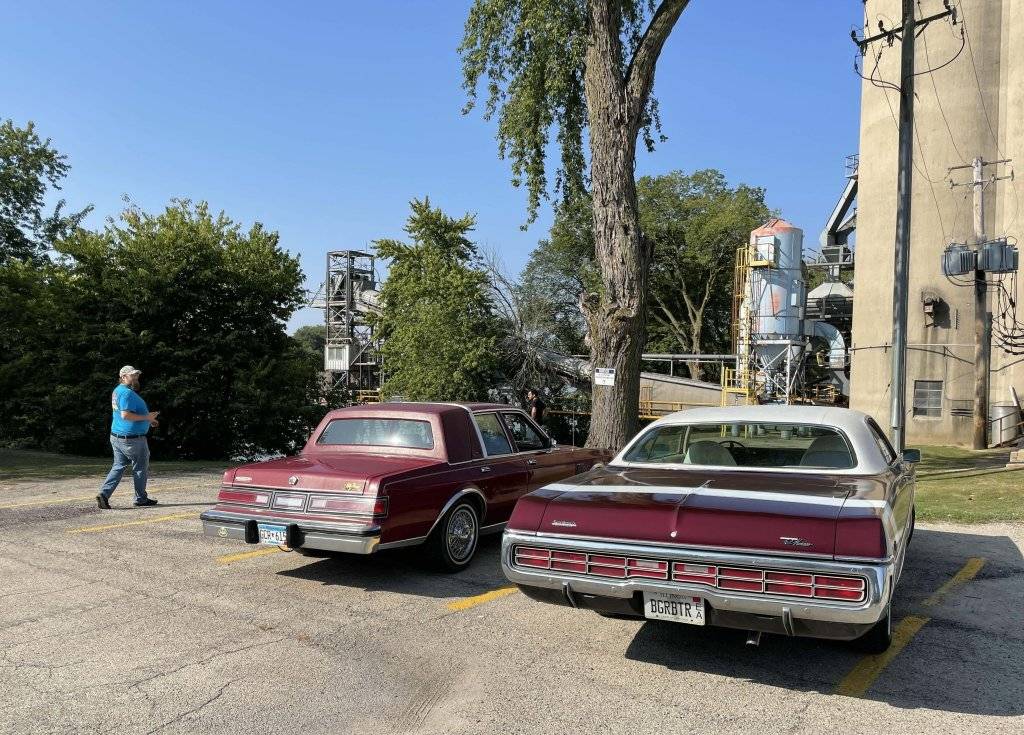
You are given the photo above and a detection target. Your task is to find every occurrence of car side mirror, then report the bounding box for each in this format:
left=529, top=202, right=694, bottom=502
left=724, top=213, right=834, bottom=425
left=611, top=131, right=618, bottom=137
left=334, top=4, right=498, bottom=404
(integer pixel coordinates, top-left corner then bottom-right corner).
left=548, top=437, right=558, bottom=448
left=902, top=448, right=921, bottom=464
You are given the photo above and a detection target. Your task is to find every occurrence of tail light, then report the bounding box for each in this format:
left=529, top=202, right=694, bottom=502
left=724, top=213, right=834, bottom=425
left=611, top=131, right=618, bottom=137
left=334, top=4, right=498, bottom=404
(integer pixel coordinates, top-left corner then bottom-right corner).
left=835, top=514, right=887, bottom=558
left=513, top=546, right=866, bottom=602
left=218, top=488, right=271, bottom=507
left=550, top=550, right=586, bottom=573
left=307, top=494, right=388, bottom=518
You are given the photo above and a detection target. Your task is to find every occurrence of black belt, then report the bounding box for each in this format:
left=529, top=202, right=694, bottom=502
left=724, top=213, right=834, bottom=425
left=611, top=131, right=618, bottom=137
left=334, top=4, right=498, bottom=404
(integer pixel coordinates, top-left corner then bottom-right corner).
left=110, top=433, right=147, bottom=439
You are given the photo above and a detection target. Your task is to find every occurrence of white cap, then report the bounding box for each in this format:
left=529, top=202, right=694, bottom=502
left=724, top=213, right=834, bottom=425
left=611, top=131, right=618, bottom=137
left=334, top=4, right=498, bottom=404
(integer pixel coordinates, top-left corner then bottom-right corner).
left=119, top=365, right=142, bottom=378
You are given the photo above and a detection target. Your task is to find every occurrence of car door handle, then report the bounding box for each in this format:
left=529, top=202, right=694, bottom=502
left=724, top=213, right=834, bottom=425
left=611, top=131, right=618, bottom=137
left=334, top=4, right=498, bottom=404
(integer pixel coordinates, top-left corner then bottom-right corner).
left=527, top=459, right=538, bottom=466
left=480, top=466, right=492, bottom=473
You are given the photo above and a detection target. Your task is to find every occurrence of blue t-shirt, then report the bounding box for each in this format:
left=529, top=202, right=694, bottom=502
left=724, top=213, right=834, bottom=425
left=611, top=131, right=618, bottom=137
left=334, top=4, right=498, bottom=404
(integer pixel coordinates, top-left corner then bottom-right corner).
left=110, top=384, right=150, bottom=436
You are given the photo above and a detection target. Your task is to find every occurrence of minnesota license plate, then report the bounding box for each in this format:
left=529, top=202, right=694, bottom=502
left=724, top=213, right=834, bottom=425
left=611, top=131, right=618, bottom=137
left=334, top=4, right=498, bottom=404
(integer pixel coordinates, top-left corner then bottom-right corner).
left=644, top=592, right=705, bottom=626
left=257, top=523, right=287, bottom=546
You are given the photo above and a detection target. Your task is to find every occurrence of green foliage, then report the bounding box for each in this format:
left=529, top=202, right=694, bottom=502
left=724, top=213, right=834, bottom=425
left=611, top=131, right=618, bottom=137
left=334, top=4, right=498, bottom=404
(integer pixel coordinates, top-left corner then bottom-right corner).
left=0, top=119, right=91, bottom=262
left=518, top=195, right=597, bottom=356
left=460, top=1, right=665, bottom=223
left=292, top=324, right=327, bottom=359
left=373, top=199, right=498, bottom=401
left=0, top=200, right=327, bottom=459
left=519, top=170, right=772, bottom=378
left=639, top=170, right=772, bottom=375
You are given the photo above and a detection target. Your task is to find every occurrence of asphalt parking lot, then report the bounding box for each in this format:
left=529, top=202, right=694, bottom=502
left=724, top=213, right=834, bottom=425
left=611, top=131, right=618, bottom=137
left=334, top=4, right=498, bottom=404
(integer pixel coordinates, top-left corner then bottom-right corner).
left=1, top=469, right=1023, bottom=735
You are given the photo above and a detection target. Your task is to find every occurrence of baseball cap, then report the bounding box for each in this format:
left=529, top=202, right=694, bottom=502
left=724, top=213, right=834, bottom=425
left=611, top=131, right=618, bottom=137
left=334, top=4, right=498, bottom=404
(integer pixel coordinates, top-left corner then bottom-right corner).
left=119, top=365, right=142, bottom=378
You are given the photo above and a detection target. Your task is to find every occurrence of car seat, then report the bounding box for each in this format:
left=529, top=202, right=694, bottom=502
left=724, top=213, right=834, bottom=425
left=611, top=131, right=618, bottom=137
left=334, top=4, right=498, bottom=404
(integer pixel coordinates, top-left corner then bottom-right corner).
left=799, top=435, right=853, bottom=468
left=683, top=440, right=737, bottom=466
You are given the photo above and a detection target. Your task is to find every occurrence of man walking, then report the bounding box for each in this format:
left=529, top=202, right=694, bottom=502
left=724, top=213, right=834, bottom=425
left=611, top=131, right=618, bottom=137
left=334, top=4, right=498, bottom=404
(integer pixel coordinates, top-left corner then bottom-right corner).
left=97, top=366, right=160, bottom=509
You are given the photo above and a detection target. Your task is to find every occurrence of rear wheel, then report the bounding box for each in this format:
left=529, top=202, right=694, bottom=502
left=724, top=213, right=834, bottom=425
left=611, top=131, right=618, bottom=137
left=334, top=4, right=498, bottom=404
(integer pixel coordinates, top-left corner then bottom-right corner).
left=853, top=604, right=892, bottom=654
left=427, top=501, right=480, bottom=572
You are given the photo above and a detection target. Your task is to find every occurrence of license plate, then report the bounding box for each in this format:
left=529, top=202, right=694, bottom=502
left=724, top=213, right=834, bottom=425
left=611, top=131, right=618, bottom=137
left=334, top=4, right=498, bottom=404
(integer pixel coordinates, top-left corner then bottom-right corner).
left=644, top=592, right=705, bottom=625
left=257, top=523, right=287, bottom=546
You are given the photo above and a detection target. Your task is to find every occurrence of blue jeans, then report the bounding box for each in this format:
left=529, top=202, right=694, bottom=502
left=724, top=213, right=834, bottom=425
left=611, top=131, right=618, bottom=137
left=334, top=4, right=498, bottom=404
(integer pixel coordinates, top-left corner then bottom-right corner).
left=99, top=436, right=150, bottom=503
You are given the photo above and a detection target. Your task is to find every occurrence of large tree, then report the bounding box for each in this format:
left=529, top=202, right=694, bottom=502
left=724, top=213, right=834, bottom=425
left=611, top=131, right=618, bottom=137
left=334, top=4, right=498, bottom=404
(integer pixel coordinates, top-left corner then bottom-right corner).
left=461, top=0, right=691, bottom=449
left=639, top=170, right=771, bottom=379
left=0, top=119, right=91, bottom=262
left=373, top=199, right=498, bottom=401
left=0, top=200, right=326, bottom=459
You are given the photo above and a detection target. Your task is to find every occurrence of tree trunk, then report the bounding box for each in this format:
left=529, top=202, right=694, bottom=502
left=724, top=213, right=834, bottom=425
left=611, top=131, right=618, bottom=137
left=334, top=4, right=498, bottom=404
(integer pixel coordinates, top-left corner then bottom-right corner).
left=581, top=1, right=650, bottom=451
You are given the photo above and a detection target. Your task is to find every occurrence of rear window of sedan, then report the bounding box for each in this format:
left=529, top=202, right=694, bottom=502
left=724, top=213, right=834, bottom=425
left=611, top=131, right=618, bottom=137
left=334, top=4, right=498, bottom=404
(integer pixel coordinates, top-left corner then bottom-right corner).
left=623, top=423, right=856, bottom=470
left=317, top=418, right=434, bottom=449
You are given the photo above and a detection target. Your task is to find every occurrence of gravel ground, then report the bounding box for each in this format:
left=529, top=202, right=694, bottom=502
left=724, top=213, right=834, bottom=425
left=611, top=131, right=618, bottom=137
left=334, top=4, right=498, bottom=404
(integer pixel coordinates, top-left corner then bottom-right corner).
left=1, top=470, right=1022, bottom=734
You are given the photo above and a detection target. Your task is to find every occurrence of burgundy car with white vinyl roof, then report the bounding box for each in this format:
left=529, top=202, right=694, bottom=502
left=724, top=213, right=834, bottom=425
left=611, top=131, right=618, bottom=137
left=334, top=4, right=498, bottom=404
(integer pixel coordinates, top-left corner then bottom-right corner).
left=501, top=405, right=918, bottom=652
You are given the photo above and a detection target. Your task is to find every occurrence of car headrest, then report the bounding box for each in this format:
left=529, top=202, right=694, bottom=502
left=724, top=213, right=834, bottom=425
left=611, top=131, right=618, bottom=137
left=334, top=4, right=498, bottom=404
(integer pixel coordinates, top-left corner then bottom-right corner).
left=799, top=434, right=853, bottom=468
left=683, top=440, right=737, bottom=466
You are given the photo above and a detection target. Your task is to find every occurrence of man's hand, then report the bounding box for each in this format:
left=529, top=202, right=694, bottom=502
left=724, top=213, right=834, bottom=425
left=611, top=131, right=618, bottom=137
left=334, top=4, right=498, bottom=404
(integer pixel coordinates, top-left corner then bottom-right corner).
left=148, top=411, right=159, bottom=428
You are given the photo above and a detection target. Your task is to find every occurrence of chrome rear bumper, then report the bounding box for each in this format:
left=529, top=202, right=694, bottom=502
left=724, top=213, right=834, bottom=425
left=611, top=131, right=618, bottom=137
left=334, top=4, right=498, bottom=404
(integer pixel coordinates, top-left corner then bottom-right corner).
left=501, top=531, right=894, bottom=638
left=201, top=508, right=381, bottom=555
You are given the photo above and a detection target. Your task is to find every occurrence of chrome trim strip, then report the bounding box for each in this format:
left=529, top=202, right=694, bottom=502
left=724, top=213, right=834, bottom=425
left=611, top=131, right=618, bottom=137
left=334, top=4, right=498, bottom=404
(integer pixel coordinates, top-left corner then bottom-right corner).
left=532, top=530, right=838, bottom=560
left=480, top=521, right=507, bottom=536
left=502, top=531, right=891, bottom=625
left=200, top=509, right=380, bottom=536
left=424, top=488, right=489, bottom=538
left=377, top=535, right=427, bottom=550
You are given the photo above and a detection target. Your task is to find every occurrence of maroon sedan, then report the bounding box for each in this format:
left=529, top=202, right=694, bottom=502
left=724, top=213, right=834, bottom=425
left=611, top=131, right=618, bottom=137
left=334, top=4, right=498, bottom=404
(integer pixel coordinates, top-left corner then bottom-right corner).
left=502, top=405, right=918, bottom=652
left=201, top=402, right=610, bottom=570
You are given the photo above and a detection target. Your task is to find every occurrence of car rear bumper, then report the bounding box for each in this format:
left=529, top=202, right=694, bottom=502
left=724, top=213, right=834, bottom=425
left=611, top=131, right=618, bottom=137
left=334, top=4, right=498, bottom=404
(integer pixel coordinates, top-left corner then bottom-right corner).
left=200, top=508, right=382, bottom=555
left=501, top=531, right=894, bottom=640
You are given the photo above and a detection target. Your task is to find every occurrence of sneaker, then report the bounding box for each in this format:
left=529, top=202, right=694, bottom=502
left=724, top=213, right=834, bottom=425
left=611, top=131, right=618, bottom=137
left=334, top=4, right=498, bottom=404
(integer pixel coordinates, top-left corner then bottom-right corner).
left=96, top=494, right=111, bottom=510
left=133, top=498, right=158, bottom=507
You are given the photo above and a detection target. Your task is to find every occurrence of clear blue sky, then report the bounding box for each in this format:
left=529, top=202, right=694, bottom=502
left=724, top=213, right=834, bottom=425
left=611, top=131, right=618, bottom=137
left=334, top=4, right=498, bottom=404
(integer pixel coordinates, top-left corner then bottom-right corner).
left=3, top=1, right=863, bottom=331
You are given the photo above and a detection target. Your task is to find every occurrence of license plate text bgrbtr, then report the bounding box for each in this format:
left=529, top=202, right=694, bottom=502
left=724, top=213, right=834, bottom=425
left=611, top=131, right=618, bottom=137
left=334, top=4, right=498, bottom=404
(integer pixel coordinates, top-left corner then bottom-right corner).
left=645, top=592, right=705, bottom=626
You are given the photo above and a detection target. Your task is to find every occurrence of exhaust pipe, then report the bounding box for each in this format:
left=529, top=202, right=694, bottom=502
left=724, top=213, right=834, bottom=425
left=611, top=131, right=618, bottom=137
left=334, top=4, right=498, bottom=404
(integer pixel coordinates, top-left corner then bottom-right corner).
left=746, top=631, right=762, bottom=647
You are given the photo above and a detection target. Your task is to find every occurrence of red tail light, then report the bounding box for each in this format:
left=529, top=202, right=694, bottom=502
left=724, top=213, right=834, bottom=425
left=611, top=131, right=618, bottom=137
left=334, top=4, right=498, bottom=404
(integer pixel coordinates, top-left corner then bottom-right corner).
left=307, top=495, right=388, bottom=517
left=514, top=547, right=866, bottom=603
left=218, top=488, right=271, bottom=507
left=550, top=550, right=586, bottom=573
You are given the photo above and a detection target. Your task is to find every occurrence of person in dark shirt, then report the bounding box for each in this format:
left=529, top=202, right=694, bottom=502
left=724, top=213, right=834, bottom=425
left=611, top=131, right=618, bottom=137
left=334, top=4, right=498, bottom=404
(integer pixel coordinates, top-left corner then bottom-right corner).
left=526, top=388, right=546, bottom=424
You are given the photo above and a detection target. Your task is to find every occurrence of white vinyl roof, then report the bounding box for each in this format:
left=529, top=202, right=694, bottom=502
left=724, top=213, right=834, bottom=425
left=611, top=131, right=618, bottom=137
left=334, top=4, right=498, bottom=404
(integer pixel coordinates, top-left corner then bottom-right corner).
left=616, top=405, right=893, bottom=475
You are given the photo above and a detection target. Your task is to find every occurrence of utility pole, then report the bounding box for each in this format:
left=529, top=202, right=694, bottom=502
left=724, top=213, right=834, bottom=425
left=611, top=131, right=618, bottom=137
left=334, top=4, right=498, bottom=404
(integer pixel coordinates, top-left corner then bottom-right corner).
left=949, top=156, right=1013, bottom=448
left=887, top=0, right=915, bottom=453
left=853, top=0, right=956, bottom=452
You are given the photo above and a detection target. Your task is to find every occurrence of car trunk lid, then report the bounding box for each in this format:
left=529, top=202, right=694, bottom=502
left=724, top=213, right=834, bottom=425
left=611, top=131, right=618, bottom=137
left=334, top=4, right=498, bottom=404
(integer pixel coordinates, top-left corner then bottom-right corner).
left=537, top=467, right=850, bottom=557
left=229, top=452, right=443, bottom=494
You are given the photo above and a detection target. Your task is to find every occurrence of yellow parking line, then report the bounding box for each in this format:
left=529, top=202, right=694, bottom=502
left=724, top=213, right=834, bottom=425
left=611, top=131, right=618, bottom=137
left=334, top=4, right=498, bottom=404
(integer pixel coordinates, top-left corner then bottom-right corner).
left=834, top=615, right=929, bottom=697
left=67, top=512, right=197, bottom=534
left=446, top=586, right=519, bottom=612
left=217, top=547, right=283, bottom=564
left=923, top=556, right=985, bottom=608
left=834, top=556, right=986, bottom=697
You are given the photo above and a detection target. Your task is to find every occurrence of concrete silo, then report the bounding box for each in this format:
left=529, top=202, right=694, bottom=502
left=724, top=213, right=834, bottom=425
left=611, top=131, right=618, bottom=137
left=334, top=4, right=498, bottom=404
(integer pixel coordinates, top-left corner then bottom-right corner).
left=849, top=0, right=1024, bottom=445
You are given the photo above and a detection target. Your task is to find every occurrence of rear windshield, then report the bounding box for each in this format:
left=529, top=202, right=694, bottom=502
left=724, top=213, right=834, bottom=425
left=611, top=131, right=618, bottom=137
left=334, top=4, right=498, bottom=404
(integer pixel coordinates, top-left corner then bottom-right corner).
left=317, top=418, right=434, bottom=449
left=623, top=422, right=855, bottom=470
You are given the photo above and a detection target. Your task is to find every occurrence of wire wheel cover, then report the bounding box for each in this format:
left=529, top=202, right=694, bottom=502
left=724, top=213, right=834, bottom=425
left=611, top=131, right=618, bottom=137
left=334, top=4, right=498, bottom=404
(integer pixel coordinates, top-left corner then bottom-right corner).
left=446, top=506, right=478, bottom=562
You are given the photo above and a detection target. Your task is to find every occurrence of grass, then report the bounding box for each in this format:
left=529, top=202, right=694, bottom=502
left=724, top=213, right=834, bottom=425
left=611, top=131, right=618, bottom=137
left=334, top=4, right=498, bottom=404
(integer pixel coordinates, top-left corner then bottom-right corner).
left=916, top=466, right=1024, bottom=523
left=0, top=448, right=227, bottom=482
left=912, top=444, right=1010, bottom=474
left=908, top=444, right=1021, bottom=523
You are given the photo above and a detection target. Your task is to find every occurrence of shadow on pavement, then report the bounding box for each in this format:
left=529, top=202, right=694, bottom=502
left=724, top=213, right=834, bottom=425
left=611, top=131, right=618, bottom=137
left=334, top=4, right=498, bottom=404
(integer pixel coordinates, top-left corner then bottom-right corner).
left=276, top=534, right=508, bottom=599
left=623, top=527, right=1024, bottom=717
